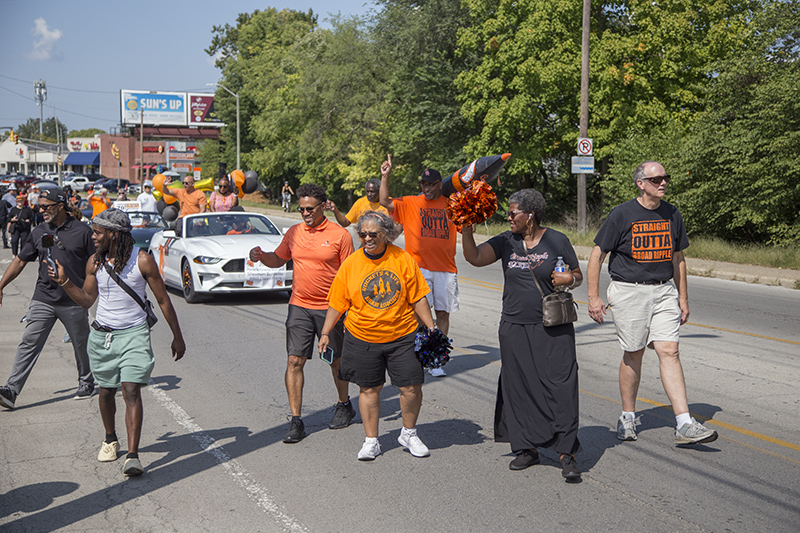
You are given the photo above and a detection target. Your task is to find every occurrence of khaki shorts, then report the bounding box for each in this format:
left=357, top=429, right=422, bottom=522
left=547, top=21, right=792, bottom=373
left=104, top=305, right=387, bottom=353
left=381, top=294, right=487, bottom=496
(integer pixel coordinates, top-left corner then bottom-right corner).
left=607, top=281, right=680, bottom=352
left=420, top=268, right=459, bottom=313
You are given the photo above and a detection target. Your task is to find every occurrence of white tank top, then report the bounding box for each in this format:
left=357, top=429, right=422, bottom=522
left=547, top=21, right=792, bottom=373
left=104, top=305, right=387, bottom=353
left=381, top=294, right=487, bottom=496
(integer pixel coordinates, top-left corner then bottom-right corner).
left=95, top=251, right=148, bottom=329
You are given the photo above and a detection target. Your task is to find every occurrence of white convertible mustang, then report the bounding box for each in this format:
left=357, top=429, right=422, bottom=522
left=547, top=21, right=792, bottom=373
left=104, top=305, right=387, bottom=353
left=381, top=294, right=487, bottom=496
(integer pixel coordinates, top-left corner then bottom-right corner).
left=148, top=212, right=292, bottom=303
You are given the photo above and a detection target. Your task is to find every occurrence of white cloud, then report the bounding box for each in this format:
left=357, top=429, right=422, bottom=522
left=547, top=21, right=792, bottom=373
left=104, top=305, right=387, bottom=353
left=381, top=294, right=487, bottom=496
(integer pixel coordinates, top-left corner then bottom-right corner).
left=26, top=18, right=63, bottom=61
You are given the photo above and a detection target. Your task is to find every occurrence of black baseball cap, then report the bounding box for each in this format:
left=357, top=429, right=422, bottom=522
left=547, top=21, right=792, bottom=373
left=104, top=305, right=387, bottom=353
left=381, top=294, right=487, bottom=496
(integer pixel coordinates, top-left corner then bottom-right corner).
left=420, top=169, right=442, bottom=183
left=39, top=187, right=67, bottom=203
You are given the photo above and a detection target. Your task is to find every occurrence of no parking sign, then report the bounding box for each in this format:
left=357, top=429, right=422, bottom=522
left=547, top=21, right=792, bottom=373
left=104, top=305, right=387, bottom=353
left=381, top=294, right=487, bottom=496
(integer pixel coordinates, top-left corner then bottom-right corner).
left=578, top=138, right=593, bottom=156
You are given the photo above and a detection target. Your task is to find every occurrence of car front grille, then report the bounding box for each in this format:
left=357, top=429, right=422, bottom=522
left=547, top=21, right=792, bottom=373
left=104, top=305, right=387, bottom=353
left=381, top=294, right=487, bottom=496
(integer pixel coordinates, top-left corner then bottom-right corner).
left=223, top=259, right=244, bottom=272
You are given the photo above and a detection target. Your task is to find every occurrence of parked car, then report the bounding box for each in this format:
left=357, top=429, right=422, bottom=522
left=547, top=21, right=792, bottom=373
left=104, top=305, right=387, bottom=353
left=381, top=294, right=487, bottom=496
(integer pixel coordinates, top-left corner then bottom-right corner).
left=64, top=176, right=90, bottom=189
left=148, top=212, right=292, bottom=303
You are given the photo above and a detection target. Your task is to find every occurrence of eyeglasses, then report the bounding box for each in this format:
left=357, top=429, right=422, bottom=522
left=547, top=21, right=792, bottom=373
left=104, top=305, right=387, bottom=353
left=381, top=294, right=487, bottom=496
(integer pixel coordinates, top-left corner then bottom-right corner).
left=419, top=181, right=440, bottom=188
left=506, top=209, right=527, bottom=219
left=357, top=232, right=380, bottom=239
left=640, top=175, right=671, bottom=185
left=219, top=184, right=229, bottom=188
left=183, top=181, right=192, bottom=185
left=297, top=203, right=322, bottom=213
left=40, top=203, right=60, bottom=211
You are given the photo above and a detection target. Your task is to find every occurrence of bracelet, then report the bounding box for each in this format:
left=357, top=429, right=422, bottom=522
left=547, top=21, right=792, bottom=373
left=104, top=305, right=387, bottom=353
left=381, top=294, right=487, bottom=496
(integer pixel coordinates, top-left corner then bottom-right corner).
left=568, top=275, right=577, bottom=289
left=59, top=279, right=70, bottom=287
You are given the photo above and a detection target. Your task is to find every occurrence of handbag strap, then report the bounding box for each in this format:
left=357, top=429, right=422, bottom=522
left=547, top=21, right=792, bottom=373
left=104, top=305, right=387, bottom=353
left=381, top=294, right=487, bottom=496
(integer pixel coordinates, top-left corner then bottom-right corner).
left=529, top=264, right=547, bottom=300
left=103, top=262, right=148, bottom=312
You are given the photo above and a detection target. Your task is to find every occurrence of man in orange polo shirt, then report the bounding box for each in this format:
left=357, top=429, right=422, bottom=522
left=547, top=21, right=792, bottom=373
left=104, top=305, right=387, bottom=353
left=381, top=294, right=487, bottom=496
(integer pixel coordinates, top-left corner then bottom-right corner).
left=379, top=155, right=458, bottom=377
left=162, top=175, right=207, bottom=218
left=249, top=183, right=355, bottom=443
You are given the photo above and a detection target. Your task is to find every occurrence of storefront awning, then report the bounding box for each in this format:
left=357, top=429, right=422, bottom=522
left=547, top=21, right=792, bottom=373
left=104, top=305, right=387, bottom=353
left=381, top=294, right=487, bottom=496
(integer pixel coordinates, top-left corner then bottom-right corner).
left=63, top=152, right=100, bottom=166
left=131, top=165, right=141, bottom=169
left=145, top=165, right=157, bottom=170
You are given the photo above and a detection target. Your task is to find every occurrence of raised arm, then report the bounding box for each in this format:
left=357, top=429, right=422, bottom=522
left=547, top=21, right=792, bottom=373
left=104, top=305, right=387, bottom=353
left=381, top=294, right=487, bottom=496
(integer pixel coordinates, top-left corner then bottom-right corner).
left=378, top=154, right=394, bottom=213
left=326, top=200, right=351, bottom=227
left=248, top=247, right=289, bottom=269
left=461, top=224, right=498, bottom=267
left=49, top=256, right=100, bottom=309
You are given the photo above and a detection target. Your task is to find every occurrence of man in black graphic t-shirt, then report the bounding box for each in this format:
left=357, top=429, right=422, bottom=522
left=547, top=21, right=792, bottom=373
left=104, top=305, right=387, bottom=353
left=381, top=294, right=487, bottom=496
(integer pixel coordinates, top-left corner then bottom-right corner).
left=587, top=161, right=718, bottom=447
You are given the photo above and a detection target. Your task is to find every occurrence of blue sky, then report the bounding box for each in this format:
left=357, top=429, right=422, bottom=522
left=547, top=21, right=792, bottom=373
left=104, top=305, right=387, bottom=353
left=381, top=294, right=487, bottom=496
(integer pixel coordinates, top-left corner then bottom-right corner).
left=0, top=0, right=377, bottom=134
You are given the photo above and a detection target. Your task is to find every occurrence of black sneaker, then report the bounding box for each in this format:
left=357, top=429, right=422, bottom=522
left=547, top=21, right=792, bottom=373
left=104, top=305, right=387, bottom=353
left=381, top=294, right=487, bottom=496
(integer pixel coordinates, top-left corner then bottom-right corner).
left=0, top=386, right=16, bottom=410
left=509, top=449, right=539, bottom=470
left=328, top=401, right=356, bottom=429
left=74, top=383, right=97, bottom=400
left=283, top=416, right=306, bottom=443
left=560, top=454, right=581, bottom=482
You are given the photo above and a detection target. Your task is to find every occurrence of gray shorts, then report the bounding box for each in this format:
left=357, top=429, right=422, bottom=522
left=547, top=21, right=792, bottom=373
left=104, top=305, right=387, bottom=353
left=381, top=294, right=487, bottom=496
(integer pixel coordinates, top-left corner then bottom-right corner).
left=285, top=304, right=344, bottom=359
left=607, top=281, right=681, bottom=352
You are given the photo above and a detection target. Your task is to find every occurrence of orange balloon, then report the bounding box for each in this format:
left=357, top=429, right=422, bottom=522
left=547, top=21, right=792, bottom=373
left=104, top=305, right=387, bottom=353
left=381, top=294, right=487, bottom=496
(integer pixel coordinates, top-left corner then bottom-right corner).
left=152, top=174, right=166, bottom=194
left=230, top=170, right=246, bottom=198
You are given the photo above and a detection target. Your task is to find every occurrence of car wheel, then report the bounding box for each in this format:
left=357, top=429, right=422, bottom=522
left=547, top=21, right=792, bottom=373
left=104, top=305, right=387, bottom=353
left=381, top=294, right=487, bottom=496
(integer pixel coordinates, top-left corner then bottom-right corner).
left=182, top=260, right=203, bottom=303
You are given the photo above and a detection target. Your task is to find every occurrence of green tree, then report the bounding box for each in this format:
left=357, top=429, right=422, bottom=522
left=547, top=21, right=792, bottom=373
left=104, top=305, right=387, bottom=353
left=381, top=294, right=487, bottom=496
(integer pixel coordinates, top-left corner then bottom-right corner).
left=206, top=7, right=318, bottom=189
left=16, top=117, right=70, bottom=143
left=69, top=128, right=106, bottom=138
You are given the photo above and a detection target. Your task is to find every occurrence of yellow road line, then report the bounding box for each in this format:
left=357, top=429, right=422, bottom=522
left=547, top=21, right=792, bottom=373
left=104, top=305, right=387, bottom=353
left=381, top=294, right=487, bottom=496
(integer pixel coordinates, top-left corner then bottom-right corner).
left=455, top=352, right=800, bottom=457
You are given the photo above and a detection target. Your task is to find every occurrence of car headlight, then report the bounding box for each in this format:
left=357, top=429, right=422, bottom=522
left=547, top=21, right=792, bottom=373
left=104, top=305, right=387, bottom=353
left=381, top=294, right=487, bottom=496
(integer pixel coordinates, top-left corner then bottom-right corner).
left=193, top=256, right=223, bottom=264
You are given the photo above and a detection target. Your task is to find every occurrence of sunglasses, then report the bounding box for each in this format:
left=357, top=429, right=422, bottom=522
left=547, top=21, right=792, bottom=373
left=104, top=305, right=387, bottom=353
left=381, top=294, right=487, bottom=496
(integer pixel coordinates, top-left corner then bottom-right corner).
left=506, top=209, right=527, bottom=218
left=40, top=202, right=61, bottom=211
left=183, top=181, right=192, bottom=185
left=357, top=232, right=380, bottom=239
left=641, top=175, right=671, bottom=185
left=297, top=203, right=322, bottom=213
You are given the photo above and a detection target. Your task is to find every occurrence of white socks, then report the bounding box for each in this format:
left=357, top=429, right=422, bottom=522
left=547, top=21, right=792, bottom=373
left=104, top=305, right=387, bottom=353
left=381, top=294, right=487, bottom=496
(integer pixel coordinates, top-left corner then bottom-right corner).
left=675, top=413, right=692, bottom=428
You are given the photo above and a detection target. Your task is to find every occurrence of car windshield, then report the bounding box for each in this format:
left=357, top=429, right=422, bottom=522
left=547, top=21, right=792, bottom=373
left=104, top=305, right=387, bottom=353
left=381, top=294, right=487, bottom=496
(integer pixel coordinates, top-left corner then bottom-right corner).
left=128, top=212, right=168, bottom=229
left=184, top=214, right=280, bottom=238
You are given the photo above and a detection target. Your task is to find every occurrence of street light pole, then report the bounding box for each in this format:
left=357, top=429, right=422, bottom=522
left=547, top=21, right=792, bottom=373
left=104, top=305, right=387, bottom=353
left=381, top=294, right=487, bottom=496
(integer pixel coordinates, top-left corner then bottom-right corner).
left=207, top=83, right=240, bottom=170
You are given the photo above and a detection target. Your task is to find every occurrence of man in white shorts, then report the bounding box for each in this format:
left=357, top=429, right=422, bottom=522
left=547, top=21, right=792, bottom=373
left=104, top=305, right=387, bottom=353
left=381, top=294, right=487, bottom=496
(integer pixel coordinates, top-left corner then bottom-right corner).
left=379, top=155, right=458, bottom=377
left=586, top=161, right=718, bottom=446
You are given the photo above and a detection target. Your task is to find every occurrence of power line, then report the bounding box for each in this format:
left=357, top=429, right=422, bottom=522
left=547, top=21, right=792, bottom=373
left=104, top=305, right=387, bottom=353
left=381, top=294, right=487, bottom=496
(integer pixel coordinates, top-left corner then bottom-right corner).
left=0, top=74, right=117, bottom=94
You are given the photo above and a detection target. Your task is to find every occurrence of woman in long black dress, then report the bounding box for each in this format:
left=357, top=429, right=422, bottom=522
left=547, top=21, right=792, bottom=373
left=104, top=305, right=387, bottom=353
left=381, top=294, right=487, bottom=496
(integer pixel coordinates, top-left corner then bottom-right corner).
left=462, top=188, right=583, bottom=481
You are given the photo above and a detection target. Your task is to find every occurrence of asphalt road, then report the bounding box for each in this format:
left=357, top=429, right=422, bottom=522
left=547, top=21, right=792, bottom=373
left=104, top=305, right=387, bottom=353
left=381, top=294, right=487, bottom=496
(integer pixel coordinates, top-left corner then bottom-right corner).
left=1, top=213, right=798, bottom=532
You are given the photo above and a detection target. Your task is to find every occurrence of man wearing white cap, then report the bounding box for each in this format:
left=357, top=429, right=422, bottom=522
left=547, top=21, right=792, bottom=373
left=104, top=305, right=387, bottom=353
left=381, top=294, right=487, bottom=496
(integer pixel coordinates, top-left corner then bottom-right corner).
left=137, top=182, right=157, bottom=213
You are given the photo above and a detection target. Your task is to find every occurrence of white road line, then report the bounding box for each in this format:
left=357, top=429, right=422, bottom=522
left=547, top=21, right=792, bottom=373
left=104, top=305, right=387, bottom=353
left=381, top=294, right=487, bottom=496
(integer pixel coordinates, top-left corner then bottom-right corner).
left=147, top=381, right=308, bottom=532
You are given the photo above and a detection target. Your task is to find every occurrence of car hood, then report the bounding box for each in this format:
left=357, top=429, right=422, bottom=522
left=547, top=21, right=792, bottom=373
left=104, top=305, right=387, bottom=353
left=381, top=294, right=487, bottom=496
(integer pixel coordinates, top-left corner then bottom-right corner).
left=183, top=233, right=283, bottom=257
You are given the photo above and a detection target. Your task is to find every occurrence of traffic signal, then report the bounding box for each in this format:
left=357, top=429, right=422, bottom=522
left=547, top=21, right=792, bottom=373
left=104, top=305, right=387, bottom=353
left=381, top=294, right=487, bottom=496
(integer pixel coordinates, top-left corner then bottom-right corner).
left=57, top=155, right=62, bottom=165
left=112, top=143, right=119, bottom=159
left=9, top=130, right=17, bottom=144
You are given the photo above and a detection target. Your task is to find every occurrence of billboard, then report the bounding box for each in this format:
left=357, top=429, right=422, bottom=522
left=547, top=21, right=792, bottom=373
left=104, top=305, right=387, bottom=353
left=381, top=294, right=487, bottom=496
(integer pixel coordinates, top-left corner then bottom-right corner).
left=121, top=90, right=188, bottom=126
left=187, top=93, right=223, bottom=125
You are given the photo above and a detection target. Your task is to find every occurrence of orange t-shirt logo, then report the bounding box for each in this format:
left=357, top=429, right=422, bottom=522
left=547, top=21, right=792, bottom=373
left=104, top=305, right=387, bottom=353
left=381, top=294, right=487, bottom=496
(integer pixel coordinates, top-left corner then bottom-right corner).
left=361, top=270, right=402, bottom=309
left=419, top=208, right=450, bottom=239
left=631, top=220, right=673, bottom=262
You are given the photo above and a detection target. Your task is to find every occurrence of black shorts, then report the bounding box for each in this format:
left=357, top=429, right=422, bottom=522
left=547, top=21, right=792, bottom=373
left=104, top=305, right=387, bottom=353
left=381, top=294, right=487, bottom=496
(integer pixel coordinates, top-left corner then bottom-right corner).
left=338, top=329, right=423, bottom=388
left=285, top=304, right=344, bottom=359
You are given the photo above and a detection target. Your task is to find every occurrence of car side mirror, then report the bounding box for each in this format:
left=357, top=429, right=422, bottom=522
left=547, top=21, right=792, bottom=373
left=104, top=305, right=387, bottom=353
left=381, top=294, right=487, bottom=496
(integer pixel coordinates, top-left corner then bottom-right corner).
left=162, top=229, right=177, bottom=238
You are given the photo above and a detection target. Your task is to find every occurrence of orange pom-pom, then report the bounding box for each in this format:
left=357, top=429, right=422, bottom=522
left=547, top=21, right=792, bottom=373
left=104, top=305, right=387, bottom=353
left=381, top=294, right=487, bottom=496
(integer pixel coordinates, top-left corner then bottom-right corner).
left=445, top=180, right=498, bottom=226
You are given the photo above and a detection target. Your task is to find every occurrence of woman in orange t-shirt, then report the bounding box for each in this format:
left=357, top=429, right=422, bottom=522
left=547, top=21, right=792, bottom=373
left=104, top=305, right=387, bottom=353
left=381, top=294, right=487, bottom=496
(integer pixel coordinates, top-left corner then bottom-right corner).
left=319, top=211, right=436, bottom=462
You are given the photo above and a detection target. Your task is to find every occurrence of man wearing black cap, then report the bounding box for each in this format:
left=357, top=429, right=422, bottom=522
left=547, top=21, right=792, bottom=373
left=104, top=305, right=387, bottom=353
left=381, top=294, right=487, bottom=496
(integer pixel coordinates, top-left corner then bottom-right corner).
left=379, top=155, right=458, bottom=377
left=50, top=208, right=185, bottom=476
left=0, top=187, right=97, bottom=409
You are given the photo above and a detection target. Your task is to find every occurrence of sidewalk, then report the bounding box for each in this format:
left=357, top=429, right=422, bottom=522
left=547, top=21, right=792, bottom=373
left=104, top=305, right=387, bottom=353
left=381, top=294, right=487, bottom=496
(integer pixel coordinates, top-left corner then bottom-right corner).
left=247, top=202, right=800, bottom=290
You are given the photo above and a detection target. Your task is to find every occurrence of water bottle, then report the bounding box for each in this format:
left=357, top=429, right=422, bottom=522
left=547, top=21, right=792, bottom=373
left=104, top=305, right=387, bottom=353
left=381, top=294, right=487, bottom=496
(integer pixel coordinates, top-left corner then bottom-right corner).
left=555, top=256, right=567, bottom=292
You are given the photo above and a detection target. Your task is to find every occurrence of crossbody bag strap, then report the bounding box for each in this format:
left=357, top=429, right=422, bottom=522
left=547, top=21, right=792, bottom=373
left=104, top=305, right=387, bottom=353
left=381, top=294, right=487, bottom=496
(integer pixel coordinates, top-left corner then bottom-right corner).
left=529, top=264, right=547, bottom=300
left=103, top=262, right=148, bottom=312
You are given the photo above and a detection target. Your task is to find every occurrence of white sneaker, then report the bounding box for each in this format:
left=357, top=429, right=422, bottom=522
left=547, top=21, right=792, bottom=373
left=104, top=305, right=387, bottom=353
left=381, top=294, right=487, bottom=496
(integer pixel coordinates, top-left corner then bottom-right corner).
left=427, top=367, right=446, bottom=377
left=357, top=439, right=382, bottom=461
left=398, top=428, right=430, bottom=457
left=97, top=440, right=120, bottom=462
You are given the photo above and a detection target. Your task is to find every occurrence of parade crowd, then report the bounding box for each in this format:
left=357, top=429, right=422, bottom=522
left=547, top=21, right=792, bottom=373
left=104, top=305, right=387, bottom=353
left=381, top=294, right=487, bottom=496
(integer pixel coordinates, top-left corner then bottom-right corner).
left=0, top=157, right=718, bottom=482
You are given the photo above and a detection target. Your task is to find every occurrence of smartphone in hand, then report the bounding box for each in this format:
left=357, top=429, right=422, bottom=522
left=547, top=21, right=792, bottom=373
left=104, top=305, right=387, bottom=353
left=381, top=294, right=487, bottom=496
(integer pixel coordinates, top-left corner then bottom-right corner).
left=321, top=346, right=334, bottom=365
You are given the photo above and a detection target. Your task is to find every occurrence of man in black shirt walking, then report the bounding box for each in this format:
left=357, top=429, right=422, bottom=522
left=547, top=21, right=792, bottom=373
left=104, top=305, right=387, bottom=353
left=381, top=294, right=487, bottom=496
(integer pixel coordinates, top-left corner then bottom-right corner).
left=0, top=187, right=97, bottom=409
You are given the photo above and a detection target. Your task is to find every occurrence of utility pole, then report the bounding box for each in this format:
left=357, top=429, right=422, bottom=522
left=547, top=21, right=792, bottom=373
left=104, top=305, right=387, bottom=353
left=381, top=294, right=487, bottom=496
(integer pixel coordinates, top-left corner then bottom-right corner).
left=577, top=0, right=590, bottom=234
left=34, top=80, right=47, bottom=177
